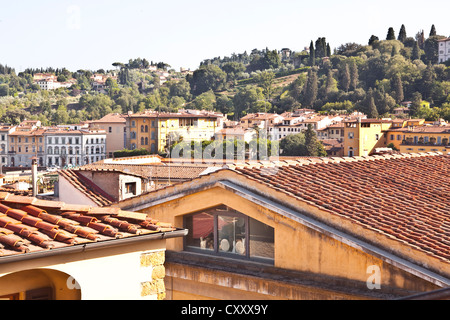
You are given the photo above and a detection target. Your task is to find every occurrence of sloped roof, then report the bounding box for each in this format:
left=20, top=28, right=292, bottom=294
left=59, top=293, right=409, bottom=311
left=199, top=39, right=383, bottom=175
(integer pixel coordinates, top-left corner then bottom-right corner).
left=81, top=163, right=212, bottom=180
left=232, top=153, right=450, bottom=263
left=115, top=152, right=450, bottom=282
left=59, top=170, right=115, bottom=206
left=0, top=193, right=183, bottom=259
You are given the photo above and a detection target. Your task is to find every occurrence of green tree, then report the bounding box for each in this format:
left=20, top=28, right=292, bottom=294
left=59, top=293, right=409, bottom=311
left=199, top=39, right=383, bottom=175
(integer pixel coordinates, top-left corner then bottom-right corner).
left=232, top=86, right=266, bottom=119
left=302, top=68, right=318, bottom=107
left=324, top=69, right=338, bottom=95
left=221, top=62, right=246, bottom=81
left=167, top=79, right=192, bottom=101
left=429, top=24, right=437, bottom=37
left=386, top=27, right=396, bottom=40
left=0, top=84, right=9, bottom=96
left=340, top=63, right=351, bottom=92
left=368, top=35, right=379, bottom=45
left=190, top=90, right=216, bottom=110
left=365, top=89, right=379, bottom=118
left=256, top=70, right=275, bottom=99
left=398, top=24, right=407, bottom=43
left=215, top=95, right=234, bottom=115
left=410, top=92, right=422, bottom=116
left=309, top=41, right=315, bottom=66
left=264, top=49, right=282, bottom=70
left=412, top=41, right=421, bottom=60
left=315, top=37, right=327, bottom=58
left=304, top=124, right=327, bottom=157
left=392, top=74, right=404, bottom=103
left=424, top=36, right=445, bottom=64
left=349, top=59, right=359, bottom=91
left=189, top=64, right=227, bottom=96
left=280, top=133, right=307, bottom=156
left=105, top=77, right=120, bottom=97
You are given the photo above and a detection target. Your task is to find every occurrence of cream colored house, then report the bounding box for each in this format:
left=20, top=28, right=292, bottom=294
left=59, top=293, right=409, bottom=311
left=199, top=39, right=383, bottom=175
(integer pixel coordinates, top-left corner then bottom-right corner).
left=0, top=193, right=186, bottom=300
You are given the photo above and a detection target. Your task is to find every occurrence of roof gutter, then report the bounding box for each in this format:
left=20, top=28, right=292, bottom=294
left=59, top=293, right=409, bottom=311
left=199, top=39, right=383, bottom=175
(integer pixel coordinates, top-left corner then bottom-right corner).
left=0, top=228, right=188, bottom=266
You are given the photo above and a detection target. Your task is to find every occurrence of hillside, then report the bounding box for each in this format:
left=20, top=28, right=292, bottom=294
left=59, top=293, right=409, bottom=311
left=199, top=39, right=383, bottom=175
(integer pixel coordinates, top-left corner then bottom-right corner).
left=0, top=24, right=449, bottom=125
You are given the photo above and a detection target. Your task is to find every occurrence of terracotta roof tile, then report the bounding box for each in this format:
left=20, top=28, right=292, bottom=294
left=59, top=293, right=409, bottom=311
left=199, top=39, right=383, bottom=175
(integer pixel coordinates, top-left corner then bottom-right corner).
left=233, top=153, right=450, bottom=262
left=58, top=170, right=115, bottom=206
left=80, top=163, right=212, bottom=180
left=0, top=195, right=178, bottom=258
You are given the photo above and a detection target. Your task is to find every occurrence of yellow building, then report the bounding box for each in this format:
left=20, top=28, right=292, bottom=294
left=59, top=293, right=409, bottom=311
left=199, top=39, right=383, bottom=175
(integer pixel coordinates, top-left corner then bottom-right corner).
left=386, top=125, right=450, bottom=154
left=343, top=119, right=393, bottom=156
left=114, top=153, right=450, bottom=300
left=125, top=110, right=224, bottom=154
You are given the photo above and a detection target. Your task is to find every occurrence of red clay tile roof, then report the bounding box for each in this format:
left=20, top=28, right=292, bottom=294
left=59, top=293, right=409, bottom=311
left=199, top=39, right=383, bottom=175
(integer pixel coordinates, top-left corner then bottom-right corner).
left=0, top=193, right=177, bottom=258
left=59, top=170, right=115, bottom=206
left=81, top=163, right=212, bottom=180
left=232, top=153, right=450, bottom=262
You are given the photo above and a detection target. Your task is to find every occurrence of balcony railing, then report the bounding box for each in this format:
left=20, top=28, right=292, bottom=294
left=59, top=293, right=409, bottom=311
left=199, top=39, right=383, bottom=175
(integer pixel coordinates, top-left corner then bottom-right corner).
left=401, top=139, right=449, bottom=147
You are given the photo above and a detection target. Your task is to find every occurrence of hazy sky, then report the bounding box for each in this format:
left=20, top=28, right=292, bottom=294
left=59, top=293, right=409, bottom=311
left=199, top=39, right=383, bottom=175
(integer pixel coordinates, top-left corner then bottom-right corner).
left=0, top=0, right=448, bottom=72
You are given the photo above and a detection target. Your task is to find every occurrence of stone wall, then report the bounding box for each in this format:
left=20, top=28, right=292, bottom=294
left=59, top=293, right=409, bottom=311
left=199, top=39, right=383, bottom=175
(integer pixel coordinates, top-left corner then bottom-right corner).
left=140, top=250, right=166, bottom=300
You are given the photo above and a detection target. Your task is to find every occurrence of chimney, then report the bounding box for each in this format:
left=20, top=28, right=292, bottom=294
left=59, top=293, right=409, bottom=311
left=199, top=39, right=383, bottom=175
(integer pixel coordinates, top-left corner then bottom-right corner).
left=31, top=157, right=38, bottom=197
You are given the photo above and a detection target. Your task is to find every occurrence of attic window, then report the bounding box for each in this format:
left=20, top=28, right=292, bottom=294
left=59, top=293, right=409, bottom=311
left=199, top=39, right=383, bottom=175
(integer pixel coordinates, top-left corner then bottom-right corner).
left=184, top=205, right=274, bottom=263
left=125, top=182, right=137, bottom=195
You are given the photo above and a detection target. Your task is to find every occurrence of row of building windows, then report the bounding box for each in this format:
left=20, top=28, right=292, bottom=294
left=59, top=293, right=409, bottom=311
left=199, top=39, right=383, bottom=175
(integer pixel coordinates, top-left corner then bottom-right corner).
left=9, top=146, right=43, bottom=153
left=47, top=137, right=104, bottom=145
left=47, top=146, right=104, bottom=155
left=10, top=137, right=43, bottom=143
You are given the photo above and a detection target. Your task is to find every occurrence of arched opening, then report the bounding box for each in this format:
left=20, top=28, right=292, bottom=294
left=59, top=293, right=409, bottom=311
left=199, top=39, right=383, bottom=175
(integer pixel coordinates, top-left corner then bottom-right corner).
left=0, top=269, right=81, bottom=300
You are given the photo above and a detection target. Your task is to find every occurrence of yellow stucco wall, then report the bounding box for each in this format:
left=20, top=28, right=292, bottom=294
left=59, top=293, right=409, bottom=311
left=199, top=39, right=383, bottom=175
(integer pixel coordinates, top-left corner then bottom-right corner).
left=128, top=116, right=218, bottom=153
left=138, top=186, right=440, bottom=299
left=386, top=130, right=450, bottom=153
left=343, top=122, right=389, bottom=156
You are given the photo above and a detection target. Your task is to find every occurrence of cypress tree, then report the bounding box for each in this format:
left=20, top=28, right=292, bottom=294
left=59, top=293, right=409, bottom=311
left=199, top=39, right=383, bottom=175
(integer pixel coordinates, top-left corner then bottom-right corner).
left=393, top=74, right=404, bottom=104
left=341, top=64, right=350, bottom=92
left=325, top=69, right=335, bottom=95
left=304, top=124, right=327, bottom=157
left=326, top=43, right=331, bottom=57
left=429, top=24, right=436, bottom=37
left=386, top=27, right=396, bottom=40
left=349, top=60, right=359, bottom=91
left=314, top=37, right=327, bottom=58
left=368, top=35, right=379, bottom=45
left=416, top=30, right=425, bottom=48
left=412, top=41, right=421, bottom=60
left=366, top=89, right=379, bottom=118
left=315, top=38, right=323, bottom=58
left=398, top=24, right=407, bottom=43
left=303, top=69, right=318, bottom=107
left=309, top=41, right=315, bottom=66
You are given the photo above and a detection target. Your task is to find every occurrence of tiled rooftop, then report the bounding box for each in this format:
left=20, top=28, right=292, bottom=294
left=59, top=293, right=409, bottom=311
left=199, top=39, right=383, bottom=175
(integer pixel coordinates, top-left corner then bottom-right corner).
left=232, top=153, right=450, bottom=262
left=59, top=170, right=115, bottom=207
left=0, top=192, right=177, bottom=257
left=80, top=163, right=213, bottom=180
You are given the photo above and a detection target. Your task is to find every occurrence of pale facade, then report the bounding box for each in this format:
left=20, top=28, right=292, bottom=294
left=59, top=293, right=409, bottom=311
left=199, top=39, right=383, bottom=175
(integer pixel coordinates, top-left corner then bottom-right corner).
left=89, top=113, right=127, bottom=158
left=45, top=128, right=107, bottom=167
left=438, top=38, right=450, bottom=63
